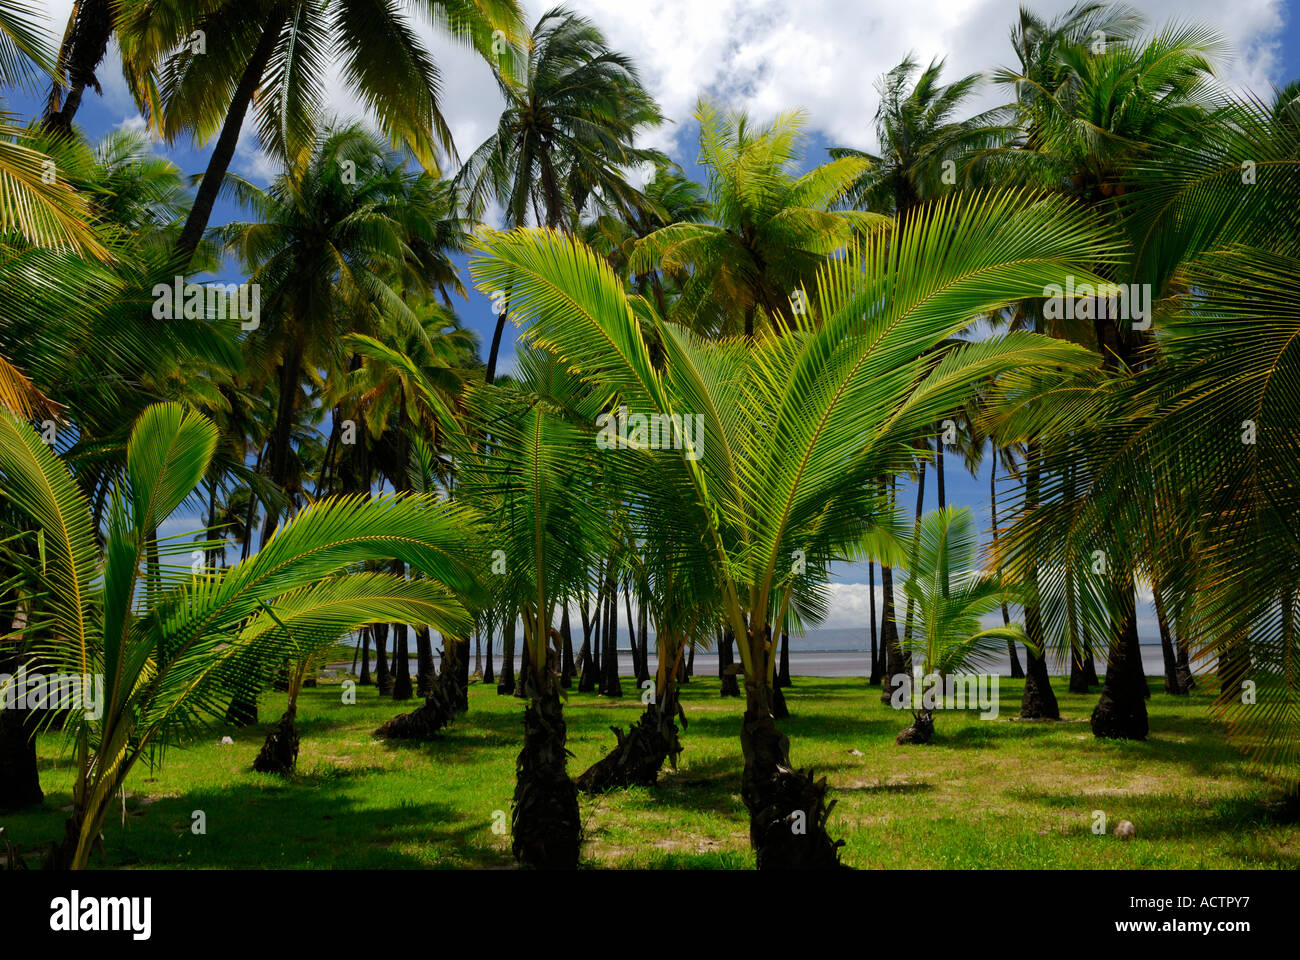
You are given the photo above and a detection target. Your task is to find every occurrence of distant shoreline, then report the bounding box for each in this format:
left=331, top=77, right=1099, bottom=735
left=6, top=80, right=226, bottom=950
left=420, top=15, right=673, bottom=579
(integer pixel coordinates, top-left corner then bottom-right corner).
left=334, top=643, right=1208, bottom=680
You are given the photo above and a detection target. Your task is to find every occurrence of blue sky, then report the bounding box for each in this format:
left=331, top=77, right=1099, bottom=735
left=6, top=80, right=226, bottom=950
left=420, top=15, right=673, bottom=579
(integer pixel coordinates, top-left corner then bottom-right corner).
left=8, top=0, right=1295, bottom=633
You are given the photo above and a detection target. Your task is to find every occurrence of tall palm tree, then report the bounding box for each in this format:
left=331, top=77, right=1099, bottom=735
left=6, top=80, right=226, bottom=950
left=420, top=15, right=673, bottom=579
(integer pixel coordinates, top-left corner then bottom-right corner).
left=221, top=126, right=462, bottom=545
left=830, top=54, right=1006, bottom=223
left=110, top=0, right=523, bottom=269
left=457, top=4, right=664, bottom=383
left=992, top=21, right=1221, bottom=736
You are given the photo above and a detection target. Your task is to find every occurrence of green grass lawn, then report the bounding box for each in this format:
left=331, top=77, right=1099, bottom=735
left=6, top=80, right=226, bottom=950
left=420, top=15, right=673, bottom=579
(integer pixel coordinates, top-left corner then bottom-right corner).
left=6, top=675, right=1296, bottom=869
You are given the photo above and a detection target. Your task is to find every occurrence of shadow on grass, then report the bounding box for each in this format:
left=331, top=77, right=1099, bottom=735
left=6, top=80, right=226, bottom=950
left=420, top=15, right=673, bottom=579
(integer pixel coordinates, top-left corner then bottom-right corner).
left=96, top=776, right=508, bottom=869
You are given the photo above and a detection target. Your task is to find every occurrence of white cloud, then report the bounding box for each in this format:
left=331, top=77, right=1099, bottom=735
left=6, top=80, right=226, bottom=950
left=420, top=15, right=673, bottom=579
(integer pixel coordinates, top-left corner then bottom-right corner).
left=40, top=0, right=1285, bottom=175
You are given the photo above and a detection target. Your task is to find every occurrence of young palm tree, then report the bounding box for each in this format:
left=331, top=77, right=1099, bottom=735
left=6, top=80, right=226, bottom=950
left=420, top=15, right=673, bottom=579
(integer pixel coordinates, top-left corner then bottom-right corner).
left=0, top=402, right=480, bottom=867
left=453, top=346, right=610, bottom=868
left=894, top=506, right=1031, bottom=744
left=472, top=186, right=1117, bottom=867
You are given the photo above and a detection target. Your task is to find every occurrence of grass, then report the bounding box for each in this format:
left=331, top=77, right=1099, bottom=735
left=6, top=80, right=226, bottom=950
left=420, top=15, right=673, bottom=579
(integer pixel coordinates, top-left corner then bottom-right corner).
left=5, top=674, right=1296, bottom=869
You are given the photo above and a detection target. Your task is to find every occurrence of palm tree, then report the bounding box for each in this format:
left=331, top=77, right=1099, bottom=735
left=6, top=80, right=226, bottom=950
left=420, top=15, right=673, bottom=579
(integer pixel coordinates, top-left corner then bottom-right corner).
left=0, top=402, right=480, bottom=867
left=457, top=4, right=664, bottom=383
left=993, top=22, right=1221, bottom=737
left=630, top=101, right=884, bottom=337
left=221, top=126, right=464, bottom=545
left=472, top=185, right=1116, bottom=867
left=894, top=506, right=1031, bottom=743
left=830, top=54, right=1006, bottom=223
left=112, top=0, right=523, bottom=269
left=452, top=345, right=610, bottom=867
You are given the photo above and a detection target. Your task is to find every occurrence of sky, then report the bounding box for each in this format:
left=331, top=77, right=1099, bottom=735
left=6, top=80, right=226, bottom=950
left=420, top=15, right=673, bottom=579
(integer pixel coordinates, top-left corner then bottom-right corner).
left=9, top=0, right=1296, bottom=636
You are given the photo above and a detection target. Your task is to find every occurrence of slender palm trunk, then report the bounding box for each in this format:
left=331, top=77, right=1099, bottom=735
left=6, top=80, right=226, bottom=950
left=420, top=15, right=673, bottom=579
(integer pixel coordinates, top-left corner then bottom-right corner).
left=599, top=570, right=622, bottom=697
left=576, top=589, right=597, bottom=692
left=482, top=615, right=495, bottom=686
left=1153, top=583, right=1186, bottom=694
left=417, top=626, right=436, bottom=696
left=498, top=606, right=517, bottom=695
left=989, top=446, right=1023, bottom=678
left=359, top=627, right=372, bottom=685
left=174, top=7, right=290, bottom=268
left=43, top=0, right=113, bottom=136
left=879, top=479, right=905, bottom=704
left=391, top=623, right=413, bottom=700
left=867, top=560, right=881, bottom=685
left=777, top=630, right=792, bottom=688
left=1019, top=447, right=1059, bottom=720
left=901, top=462, right=926, bottom=649
left=559, top=603, right=574, bottom=688
left=374, top=621, right=393, bottom=695
left=719, top=625, right=741, bottom=697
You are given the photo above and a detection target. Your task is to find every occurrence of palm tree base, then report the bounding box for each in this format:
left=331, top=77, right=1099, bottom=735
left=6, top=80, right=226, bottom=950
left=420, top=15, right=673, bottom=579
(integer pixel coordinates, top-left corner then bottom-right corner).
left=1090, top=683, right=1149, bottom=740
left=576, top=691, right=684, bottom=794
left=375, top=680, right=458, bottom=740
left=895, top=709, right=934, bottom=745
left=512, top=688, right=581, bottom=869
left=740, top=704, right=846, bottom=870
left=253, top=708, right=300, bottom=776
left=1020, top=652, right=1060, bottom=719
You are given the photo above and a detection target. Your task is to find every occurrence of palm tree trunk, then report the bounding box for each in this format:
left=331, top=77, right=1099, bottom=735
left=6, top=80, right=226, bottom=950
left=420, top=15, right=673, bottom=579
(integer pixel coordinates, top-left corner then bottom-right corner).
left=576, top=590, right=596, bottom=692
left=482, top=615, right=495, bottom=686
left=359, top=627, right=372, bottom=685
left=879, top=479, right=905, bottom=704
left=625, top=581, right=647, bottom=684
left=901, top=462, right=926, bottom=648
left=556, top=603, right=572, bottom=688
left=174, top=7, right=290, bottom=268
left=739, top=629, right=843, bottom=869
left=867, top=560, right=881, bottom=685
left=777, top=630, right=792, bottom=688
left=989, top=445, right=1024, bottom=678
left=498, top=607, right=517, bottom=695
left=1090, top=579, right=1149, bottom=739
left=391, top=623, right=413, bottom=700
left=260, top=338, right=304, bottom=547
left=511, top=650, right=580, bottom=868
left=1153, top=583, right=1186, bottom=694
left=485, top=306, right=509, bottom=384
left=600, top=570, right=622, bottom=697
left=43, top=0, right=113, bottom=136
left=1019, top=448, right=1059, bottom=719
left=374, top=621, right=393, bottom=695
left=719, top=625, right=741, bottom=697
left=417, top=626, right=436, bottom=696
